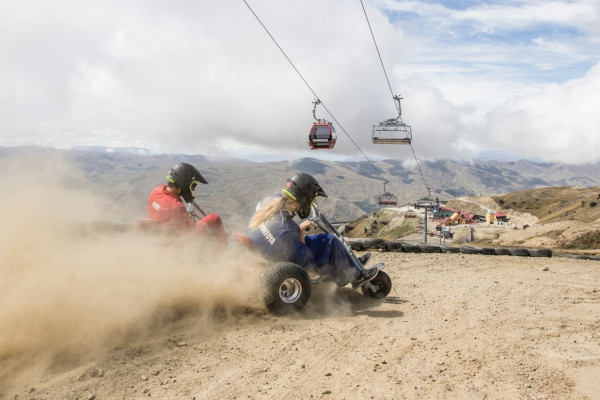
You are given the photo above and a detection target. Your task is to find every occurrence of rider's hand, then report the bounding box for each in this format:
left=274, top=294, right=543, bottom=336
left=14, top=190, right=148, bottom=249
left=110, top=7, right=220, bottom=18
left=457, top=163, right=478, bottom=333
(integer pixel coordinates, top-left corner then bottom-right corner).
left=298, top=220, right=316, bottom=243
left=300, top=220, right=316, bottom=232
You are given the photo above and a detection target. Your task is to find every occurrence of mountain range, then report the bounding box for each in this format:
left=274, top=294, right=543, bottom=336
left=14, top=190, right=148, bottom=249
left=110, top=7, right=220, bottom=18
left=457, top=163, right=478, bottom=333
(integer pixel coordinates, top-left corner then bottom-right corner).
left=2, top=145, right=600, bottom=232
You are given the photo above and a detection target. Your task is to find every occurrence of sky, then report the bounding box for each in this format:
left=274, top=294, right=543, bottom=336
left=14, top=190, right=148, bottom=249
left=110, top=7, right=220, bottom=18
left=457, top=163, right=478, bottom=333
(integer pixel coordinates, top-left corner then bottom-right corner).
left=1, top=0, right=599, bottom=164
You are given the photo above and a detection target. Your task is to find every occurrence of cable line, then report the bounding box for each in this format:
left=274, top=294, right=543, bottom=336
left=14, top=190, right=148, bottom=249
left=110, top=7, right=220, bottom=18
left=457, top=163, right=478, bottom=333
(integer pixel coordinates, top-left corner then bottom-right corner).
left=359, top=0, right=431, bottom=198
left=241, top=0, right=411, bottom=205
left=359, top=0, right=397, bottom=113
left=409, top=144, right=428, bottom=189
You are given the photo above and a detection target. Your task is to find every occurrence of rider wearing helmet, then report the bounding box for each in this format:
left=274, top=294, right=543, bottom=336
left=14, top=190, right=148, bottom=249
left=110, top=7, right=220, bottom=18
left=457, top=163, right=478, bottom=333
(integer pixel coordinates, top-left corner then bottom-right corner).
left=147, top=162, right=226, bottom=241
left=248, top=172, right=378, bottom=288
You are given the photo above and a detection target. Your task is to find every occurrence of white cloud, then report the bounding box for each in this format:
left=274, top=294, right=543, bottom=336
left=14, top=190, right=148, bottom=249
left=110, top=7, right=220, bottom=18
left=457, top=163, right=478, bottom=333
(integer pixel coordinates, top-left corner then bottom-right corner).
left=0, top=0, right=599, bottom=164
left=481, top=62, right=600, bottom=164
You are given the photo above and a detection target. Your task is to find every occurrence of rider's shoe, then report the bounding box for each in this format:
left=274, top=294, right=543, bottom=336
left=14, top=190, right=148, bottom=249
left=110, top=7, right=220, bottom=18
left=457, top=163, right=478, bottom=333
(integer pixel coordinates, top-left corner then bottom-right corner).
left=351, top=266, right=379, bottom=289
left=358, top=252, right=371, bottom=266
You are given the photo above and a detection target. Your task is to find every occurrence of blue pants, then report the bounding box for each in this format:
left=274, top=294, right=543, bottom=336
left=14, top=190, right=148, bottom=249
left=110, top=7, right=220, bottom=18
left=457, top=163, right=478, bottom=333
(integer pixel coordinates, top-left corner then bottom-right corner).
left=304, top=233, right=362, bottom=286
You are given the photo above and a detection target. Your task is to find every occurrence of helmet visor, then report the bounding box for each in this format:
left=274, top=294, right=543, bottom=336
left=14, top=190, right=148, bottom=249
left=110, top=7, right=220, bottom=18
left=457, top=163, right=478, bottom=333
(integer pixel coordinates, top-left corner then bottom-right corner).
left=189, top=180, right=200, bottom=198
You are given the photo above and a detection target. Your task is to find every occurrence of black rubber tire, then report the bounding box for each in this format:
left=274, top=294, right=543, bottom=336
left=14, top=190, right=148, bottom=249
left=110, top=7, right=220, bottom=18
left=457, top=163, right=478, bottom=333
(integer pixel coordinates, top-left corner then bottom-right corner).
left=481, top=247, right=497, bottom=256
left=361, top=271, right=392, bottom=299
left=263, top=262, right=311, bottom=315
left=347, top=240, right=363, bottom=251
left=495, top=248, right=511, bottom=256
left=564, top=254, right=591, bottom=260
left=418, top=244, right=441, bottom=253
left=384, top=241, right=403, bottom=252
left=460, top=245, right=483, bottom=255
left=401, top=242, right=421, bottom=253
left=359, top=238, right=384, bottom=250
left=509, top=247, right=530, bottom=257
left=440, top=245, right=460, bottom=253
left=527, top=248, right=552, bottom=257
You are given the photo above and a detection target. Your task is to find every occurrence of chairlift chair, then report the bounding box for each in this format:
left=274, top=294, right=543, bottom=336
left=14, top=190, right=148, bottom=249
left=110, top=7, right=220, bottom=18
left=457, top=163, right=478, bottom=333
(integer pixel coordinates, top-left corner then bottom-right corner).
left=414, top=188, right=435, bottom=209
left=378, top=192, right=398, bottom=206
left=377, top=181, right=398, bottom=206
left=308, top=99, right=337, bottom=150
left=372, top=94, right=412, bottom=145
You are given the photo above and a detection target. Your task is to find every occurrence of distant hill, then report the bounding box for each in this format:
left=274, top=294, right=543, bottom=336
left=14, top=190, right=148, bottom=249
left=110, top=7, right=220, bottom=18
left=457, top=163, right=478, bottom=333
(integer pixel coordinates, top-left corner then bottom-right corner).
left=493, top=186, right=600, bottom=224
left=3, top=146, right=600, bottom=232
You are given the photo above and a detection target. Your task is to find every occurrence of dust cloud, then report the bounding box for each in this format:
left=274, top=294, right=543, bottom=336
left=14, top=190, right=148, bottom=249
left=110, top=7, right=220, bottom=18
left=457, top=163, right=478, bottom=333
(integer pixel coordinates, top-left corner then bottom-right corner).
left=0, top=158, right=263, bottom=386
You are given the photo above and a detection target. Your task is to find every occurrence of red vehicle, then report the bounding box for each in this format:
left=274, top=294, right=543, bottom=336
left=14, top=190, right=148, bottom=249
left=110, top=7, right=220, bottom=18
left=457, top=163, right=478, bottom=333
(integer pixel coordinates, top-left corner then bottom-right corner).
left=308, top=122, right=337, bottom=149
left=308, top=99, right=337, bottom=150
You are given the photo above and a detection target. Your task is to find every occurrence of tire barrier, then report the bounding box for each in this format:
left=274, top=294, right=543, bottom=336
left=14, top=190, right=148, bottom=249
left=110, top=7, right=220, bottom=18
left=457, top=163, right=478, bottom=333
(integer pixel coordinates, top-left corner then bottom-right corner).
left=384, top=241, right=403, bottom=252
left=348, top=241, right=363, bottom=251
left=509, top=247, right=530, bottom=257
left=344, top=239, right=575, bottom=259
left=357, top=238, right=385, bottom=250
left=418, top=244, right=441, bottom=253
left=460, top=245, right=483, bottom=255
left=440, top=245, right=461, bottom=253
left=401, top=243, right=421, bottom=253
left=495, top=248, right=511, bottom=256
left=527, top=248, right=553, bottom=257
left=564, top=254, right=592, bottom=260
left=481, top=247, right=497, bottom=256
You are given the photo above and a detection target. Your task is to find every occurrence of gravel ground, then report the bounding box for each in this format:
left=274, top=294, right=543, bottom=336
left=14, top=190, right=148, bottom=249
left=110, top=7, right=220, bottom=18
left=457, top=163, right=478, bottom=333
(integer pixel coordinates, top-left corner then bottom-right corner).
left=2, top=251, right=599, bottom=400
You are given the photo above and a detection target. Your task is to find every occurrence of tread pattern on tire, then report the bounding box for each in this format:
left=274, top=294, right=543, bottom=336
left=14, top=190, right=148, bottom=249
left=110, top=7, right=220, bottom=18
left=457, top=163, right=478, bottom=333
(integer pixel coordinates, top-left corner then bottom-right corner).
left=263, top=262, right=311, bottom=315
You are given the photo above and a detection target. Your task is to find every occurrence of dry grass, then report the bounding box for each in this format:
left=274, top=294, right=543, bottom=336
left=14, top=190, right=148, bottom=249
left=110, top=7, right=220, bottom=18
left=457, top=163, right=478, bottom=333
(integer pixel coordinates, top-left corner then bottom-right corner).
left=493, top=186, right=600, bottom=224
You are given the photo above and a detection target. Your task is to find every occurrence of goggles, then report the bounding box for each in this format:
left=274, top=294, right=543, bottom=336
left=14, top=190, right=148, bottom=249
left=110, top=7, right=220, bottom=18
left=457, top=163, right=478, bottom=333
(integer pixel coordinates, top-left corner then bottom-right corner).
left=190, top=180, right=200, bottom=197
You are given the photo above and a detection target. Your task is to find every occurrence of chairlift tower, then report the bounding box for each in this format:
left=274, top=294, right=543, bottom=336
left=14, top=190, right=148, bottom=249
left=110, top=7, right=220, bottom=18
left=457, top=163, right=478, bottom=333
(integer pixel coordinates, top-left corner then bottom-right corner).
left=413, top=187, right=435, bottom=244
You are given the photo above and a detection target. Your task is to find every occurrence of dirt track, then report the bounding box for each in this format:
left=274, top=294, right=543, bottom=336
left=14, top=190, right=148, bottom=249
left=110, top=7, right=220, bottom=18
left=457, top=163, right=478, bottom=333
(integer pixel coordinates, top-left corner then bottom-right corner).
left=2, top=251, right=599, bottom=400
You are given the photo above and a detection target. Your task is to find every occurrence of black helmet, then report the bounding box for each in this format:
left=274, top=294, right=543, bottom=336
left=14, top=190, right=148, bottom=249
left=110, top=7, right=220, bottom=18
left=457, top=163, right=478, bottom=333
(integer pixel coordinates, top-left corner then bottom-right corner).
left=166, top=162, right=208, bottom=203
left=282, top=173, right=327, bottom=219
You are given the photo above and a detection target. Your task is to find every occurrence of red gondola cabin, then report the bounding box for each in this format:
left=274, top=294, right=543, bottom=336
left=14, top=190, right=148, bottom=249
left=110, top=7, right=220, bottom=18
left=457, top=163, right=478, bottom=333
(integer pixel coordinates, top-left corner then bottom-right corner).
left=309, top=122, right=337, bottom=150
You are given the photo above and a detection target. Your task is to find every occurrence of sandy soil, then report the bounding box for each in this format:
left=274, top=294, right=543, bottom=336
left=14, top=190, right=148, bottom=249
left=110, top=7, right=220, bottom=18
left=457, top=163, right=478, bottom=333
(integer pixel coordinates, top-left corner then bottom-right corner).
left=2, top=251, right=599, bottom=400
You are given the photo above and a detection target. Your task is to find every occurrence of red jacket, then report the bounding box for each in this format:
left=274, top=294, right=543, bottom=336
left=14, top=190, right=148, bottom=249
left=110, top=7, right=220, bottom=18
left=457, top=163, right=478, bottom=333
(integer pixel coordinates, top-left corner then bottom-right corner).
left=147, top=185, right=192, bottom=229
left=147, top=185, right=227, bottom=241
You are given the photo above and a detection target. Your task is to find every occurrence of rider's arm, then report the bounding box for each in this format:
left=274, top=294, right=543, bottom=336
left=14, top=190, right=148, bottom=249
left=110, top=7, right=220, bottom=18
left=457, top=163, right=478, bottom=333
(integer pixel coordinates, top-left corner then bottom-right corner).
left=280, top=223, right=314, bottom=267
left=298, top=220, right=315, bottom=244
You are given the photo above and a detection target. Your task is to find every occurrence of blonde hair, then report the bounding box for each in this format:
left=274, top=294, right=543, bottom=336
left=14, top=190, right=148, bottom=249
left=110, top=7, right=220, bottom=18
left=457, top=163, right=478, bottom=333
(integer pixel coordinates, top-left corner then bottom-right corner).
left=249, top=195, right=298, bottom=230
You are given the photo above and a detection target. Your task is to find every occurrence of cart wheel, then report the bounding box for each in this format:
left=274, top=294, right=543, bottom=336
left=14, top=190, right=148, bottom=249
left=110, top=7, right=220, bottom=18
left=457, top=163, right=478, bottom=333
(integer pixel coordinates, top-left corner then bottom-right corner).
left=360, top=271, right=392, bottom=299
left=263, top=262, right=311, bottom=315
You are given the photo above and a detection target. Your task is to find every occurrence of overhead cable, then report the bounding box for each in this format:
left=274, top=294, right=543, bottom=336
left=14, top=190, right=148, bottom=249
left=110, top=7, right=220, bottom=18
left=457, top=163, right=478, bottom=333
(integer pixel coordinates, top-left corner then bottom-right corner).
left=359, top=0, right=430, bottom=197
left=241, top=0, right=411, bottom=205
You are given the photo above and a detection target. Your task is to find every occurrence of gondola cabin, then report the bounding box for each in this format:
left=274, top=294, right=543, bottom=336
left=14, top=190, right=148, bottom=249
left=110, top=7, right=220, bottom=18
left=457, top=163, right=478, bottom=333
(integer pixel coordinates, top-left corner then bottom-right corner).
left=309, top=122, right=337, bottom=150
left=372, top=121, right=412, bottom=144
left=378, top=192, right=398, bottom=206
